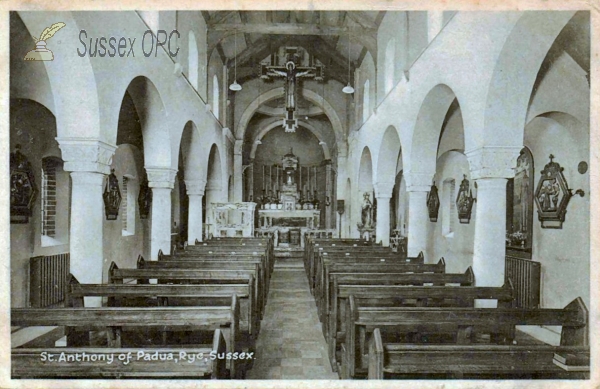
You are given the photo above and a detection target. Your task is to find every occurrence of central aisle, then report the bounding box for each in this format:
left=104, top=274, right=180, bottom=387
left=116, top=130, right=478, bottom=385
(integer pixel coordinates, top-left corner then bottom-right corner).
left=246, top=252, right=339, bottom=380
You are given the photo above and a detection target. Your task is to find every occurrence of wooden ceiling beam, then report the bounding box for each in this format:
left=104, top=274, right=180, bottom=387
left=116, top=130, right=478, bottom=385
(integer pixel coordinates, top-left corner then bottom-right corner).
left=238, top=11, right=252, bottom=47
left=227, top=35, right=291, bottom=68
left=209, top=11, right=236, bottom=26
left=210, top=23, right=377, bottom=36
left=346, top=12, right=377, bottom=29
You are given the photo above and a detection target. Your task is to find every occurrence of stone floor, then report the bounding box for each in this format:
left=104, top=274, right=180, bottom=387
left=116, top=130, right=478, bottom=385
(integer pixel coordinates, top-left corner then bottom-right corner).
left=246, top=258, right=339, bottom=380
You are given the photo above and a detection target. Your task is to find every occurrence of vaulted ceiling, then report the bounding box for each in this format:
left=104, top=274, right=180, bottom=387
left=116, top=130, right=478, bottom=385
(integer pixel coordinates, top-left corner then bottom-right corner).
left=202, top=11, right=385, bottom=86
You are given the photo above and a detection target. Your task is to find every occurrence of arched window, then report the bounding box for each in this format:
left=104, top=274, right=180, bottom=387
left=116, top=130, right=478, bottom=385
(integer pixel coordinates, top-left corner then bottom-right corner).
left=362, top=79, right=370, bottom=124
left=442, top=178, right=456, bottom=237
left=506, top=147, right=534, bottom=256
left=212, top=74, right=220, bottom=120
left=188, top=32, right=199, bottom=90
left=384, top=39, right=395, bottom=95
left=41, top=157, right=68, bottom=246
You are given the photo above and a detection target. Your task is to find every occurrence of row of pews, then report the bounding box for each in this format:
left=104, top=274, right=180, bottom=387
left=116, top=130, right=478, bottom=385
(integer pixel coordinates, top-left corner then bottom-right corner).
left=11, top=236, right=275, bottom=379
left=303, top=237, right=590, bottom=380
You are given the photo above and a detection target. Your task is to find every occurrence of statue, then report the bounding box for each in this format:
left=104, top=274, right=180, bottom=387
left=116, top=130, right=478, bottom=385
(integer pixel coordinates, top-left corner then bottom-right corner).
left=360, top=192, right=374, bottom=228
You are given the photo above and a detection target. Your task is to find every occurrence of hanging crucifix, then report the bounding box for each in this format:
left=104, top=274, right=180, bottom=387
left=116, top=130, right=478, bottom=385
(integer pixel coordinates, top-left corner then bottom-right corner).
left=260, top=48, right=325, bottom=132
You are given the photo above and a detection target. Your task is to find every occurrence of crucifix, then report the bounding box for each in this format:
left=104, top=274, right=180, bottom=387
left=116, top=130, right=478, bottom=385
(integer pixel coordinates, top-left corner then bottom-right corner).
left=260, top=48, right=325, bottom=132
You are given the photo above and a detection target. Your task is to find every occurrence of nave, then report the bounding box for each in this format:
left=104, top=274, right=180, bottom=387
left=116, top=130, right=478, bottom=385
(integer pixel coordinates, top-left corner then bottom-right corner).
left=9, top=8, right=592, bottom=384
left=11, top=235, right=590, bottom=380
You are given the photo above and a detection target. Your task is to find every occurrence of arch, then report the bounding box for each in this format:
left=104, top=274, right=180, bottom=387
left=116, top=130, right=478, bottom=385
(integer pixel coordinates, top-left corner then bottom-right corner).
left=482, top=12, right=577, bottom=149
left=122, top=76, right=170, bottom=168
left=236, top=87, right=345, bottom=151
left=212, top=74, right=220, bottom=120
left=357, top=146, right=374, bottom=192
left=16, top=12, right=101, bottom=140
left=376, top=126, right=401, bottom=185
left=249, top=118, right=331, bottom=160
left=179, top=120, right=205, bottom=181
left=410, top=84, right=459, bottom=179
left=206, top=143, right=223, bottom=189
left=384, top=38, right=395, bottom=95
left=188, top=31, right=199, bottom=90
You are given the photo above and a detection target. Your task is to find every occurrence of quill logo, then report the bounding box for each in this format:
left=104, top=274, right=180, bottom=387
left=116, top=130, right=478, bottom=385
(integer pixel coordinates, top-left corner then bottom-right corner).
left=24, top=22, right=66, bottom=61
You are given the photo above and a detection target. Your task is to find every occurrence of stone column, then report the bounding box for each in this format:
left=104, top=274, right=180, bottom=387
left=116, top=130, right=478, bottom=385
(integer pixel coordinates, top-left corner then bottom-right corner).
left=405, top=172, right=433, bottom=259
left=466, top=147, right=521, bottom=294
left=325, top=160, right=333, bottom=229
left=233, top=139, right=244, bottom=202
left=58, top=139, right=115, bottom=306
left=147, top=167, right=177, bottom=260
left=375, top=181, right=394, bottom=246
left=185, top=179, right=207, bottom=245
left=204, top=180, right=222, bottom=238
left=247, top=160, right=254, bottom=202
left=336, top=147, right=349, bottom=237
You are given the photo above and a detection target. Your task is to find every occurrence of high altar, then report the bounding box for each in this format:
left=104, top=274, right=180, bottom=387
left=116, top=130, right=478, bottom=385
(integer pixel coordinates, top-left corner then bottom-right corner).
left=258, top=149, right=320, bottom=230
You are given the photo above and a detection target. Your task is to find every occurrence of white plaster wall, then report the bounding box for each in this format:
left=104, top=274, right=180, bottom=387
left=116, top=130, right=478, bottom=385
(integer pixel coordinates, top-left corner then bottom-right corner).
left=103, top=145, right=148, bottom=281
left=428, top=151, right=475, bottom=274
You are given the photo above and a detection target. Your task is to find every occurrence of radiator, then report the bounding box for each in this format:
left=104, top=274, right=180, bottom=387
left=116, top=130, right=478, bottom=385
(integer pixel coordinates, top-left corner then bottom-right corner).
left=505, top=255, right=541, bottom=308
left=29, top=253, right=70, bottom=308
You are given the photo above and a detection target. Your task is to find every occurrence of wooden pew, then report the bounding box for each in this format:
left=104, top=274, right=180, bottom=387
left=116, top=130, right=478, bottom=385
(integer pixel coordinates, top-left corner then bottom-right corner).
left=368, top=331, right=590, bottom=379
left=132, top=258, right=265, bottom=316
left=12, top=302, right=243, bottom=378
left=194, top=237, right=274, bottom=269
left=342, top=296, right=588, bottom=379
left=309, top=245, right=399, bottom=288
left=12, top=329, right=228, bottom=379
left=160, top=250, right=272, bottom=294
left=68, top=274, right=258, bottom=337
left=315, top=252, right=430, bottom=315
left=176, top=247, right=274, bottom=277
left=326, top=267, right=476, bottom=369
left=304, top=238, right=381, bottom=277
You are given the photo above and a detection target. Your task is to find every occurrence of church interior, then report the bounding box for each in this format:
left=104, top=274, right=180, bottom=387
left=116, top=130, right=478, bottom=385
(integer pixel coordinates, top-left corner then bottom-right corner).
left=9, top=10, right=591, bottom=380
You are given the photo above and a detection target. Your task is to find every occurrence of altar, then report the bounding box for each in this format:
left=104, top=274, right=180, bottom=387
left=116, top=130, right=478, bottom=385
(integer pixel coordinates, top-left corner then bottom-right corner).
left=258, top=209, right=320, bottom=229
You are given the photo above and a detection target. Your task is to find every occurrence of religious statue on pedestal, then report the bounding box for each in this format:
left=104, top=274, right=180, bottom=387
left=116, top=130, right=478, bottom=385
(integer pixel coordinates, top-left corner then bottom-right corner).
left=357, top=192, right=376, bottom=241
left=359, top=192, right=374, bottom=229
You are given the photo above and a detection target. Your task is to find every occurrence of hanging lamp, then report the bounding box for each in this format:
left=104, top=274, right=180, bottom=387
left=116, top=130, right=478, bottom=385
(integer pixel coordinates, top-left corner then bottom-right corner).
left=229, top=29, right=242, bottom=91
left=342, top=30, right=354, bottom=94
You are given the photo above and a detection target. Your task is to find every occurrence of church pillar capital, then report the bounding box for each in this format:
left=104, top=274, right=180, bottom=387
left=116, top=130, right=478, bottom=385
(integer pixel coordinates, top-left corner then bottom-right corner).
left=146, top=167, right=177, bottom=189
left=56, top=138, right=116, bottom=175
left=374, top=181, right=394, bottom=199
left=234, top=139, right=244, bottom=155
left=185, top=179, right=207, bottom=196
left=465, top=146, right=522, bottom=180
left=404, top=171, right=433, bottom=192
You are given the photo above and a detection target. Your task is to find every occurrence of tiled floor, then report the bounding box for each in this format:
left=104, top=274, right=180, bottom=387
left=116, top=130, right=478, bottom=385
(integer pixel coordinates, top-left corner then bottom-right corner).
left=246, top=259, right=339, bottom=380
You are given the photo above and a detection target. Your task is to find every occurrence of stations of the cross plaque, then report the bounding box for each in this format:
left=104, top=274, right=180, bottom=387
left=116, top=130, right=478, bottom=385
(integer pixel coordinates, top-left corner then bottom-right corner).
left=259, top=47, right=325, bottom=132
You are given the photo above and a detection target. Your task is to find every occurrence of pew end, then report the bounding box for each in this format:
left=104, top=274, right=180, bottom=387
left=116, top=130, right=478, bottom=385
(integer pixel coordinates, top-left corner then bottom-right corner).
left=500, top=278, right=516, bottom=308
left=212, top=328, right=228, bottom=379
left=368, top=328, right=384, bottom=379
left=561, top=297, right=588, bottom=347
left=108, top=262, right=119, bottom=284
left=158, top=250, right=164, bottom=260
left=437, top=257, right=446, bottom=269
left=137, top=255, right=145, bottom=268
left=464, top=266, right=475, bottom=286
left=66, top=274, right=83, bottom=308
